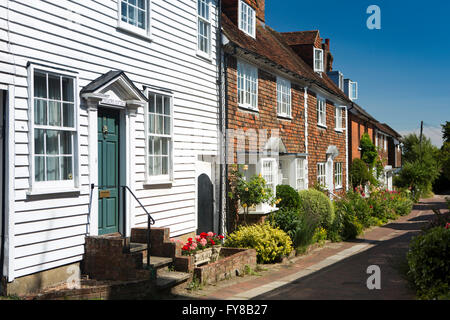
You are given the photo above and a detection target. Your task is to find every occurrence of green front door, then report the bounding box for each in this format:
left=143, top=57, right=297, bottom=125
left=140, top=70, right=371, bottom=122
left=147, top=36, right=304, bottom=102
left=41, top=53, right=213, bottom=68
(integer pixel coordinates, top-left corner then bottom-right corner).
left=98, top=108, right=120, bottom=235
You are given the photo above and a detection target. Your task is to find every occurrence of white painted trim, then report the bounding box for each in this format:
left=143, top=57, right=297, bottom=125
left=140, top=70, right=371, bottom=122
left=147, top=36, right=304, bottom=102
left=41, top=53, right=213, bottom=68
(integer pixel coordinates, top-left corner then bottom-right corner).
left=304, top=87, right=309, bottom=188
left=5, top=85, right=15, bottom=281
left=345, top=106, right=349, bottom=191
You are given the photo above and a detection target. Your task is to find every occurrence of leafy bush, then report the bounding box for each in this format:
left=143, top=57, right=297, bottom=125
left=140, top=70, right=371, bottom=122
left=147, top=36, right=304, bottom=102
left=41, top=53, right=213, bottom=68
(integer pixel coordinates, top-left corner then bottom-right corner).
left=349, top=158, right=372, bottom=188
left=276, top=185, right=301, bottom=210
left=224, top=223, right=293, bottom=264
left=268, top=207, right=320, bottom=252
left=407, top=227, right=450, bottom=299
left=333, top=195, right=365, bottom=240
left=298, top=189, right=335, bottom=230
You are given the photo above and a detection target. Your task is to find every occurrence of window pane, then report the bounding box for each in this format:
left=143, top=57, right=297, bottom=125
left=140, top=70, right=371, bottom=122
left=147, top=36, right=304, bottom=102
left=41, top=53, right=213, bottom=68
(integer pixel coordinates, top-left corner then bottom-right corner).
left=148, top=137, right=154, bottom=155
left=46, top=130, right=59, bottom=155
left=34, top=99, right=47, bottom=125
left=62, top=77, right=74, bottom=102
left=154, top=137, right=161, bottom=155
left=138, top=0, right=145, bottom=9
left=48, top=101, right=62, bottom=126
left=129, top=0, right=136, bottom=5
left=61, top=156, right=73, bottom=180
left=148, top=156, right=153, bottom=176
left=46, top=157, right=60, bottom=181
left=162, top=137, right=169, bottom=155
left=48, top=74, right=61, bottom=100
left=149, top=94, right=155, bottom=113
left=121, top=1, right=128, bottom=22
left=34, top=72, right=47, bottom=98
left=164, top=97, right=170, bottom=115
left=138, top=9, right=145, bottom=29
left=164, top=116, right=170, bottom=135
left=149, top=114, right=155, bottom=134
left=162, top=157, right=168, bottom=175
left=34, top=129, right=45, bottom=155
left=154, top=157, right=162, bottom=175
left=35, top=156, right=45, bottom=182
left=156, top=96, right=163, bottom=114
left=60, top=131, right=72, bottom=155
left=156, top=115, right=163, bottom=134
left=128, top=5, right=136, bottom=26
left=63, top=103, right=74, bottom=128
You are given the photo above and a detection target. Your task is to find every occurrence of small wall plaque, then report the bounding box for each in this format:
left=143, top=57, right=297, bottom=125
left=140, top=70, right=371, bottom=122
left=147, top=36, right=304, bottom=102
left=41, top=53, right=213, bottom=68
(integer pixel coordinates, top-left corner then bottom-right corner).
left=99, top=190, right=111, bottom=199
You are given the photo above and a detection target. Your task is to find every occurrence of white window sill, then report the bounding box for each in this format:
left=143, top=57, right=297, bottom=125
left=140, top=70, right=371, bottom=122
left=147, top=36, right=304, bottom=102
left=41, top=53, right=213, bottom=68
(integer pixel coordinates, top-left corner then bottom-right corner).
left=196, top=51, right=212, bottom=62
left=335, top=128, right=344, bottom=133
left=238, top=104, right=259, bottom=113
left=277, top=114, right=292, bottom=121
left=27, top=187, right=81, bottom=197
left=143, top=180, right=173, bottom=188
left=117, top=23, right=152, bottom=42
left=335, top=186, right=343, bottom=191
left=238, top=207, right=278, bottom=215
left=318, top=124, right=327, bottom=129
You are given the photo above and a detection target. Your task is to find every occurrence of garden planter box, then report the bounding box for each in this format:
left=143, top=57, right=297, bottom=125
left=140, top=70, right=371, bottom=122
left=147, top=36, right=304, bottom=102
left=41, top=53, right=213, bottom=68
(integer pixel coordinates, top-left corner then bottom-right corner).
left=193, top=248, right=257, bottom=286
left=193, top=247, right=221, bottom=266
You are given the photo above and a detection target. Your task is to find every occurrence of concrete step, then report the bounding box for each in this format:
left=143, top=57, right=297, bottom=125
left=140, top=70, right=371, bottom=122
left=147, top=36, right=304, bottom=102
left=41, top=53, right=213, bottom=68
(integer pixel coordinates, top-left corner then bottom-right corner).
left=156, top=270, right=191, bottom=291
left=129, top=242, right=148, bottom=253
left=145, top=256, right=173, bottom=269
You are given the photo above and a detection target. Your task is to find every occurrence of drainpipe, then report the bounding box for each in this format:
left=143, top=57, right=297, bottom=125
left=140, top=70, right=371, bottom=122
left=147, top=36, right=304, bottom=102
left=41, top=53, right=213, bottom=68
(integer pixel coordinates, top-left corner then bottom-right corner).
left=345, top=105, right=349, bottom=191
left=0, top=92, right=5, bottom=290
left=216, top=0, right=226, bottom=237
left=303, top=87, right=309, bottom=188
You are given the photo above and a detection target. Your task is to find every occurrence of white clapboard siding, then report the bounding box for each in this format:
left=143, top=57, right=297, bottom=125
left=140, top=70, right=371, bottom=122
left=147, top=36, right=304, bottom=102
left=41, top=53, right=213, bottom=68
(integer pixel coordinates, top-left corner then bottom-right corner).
left=3, top=0, right=220, bottom=279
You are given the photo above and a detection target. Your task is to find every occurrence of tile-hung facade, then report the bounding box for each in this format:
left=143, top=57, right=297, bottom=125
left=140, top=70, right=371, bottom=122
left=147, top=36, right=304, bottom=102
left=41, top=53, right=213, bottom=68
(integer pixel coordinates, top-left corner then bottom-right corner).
left=0, top=0, right=222, bottom=294
left=222, top=0, right=352, bottom=230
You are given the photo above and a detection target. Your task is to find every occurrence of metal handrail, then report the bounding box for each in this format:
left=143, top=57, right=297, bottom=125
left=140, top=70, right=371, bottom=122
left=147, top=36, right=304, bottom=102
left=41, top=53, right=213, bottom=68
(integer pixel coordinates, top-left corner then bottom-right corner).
left=122, top=185, right=155, bottom=273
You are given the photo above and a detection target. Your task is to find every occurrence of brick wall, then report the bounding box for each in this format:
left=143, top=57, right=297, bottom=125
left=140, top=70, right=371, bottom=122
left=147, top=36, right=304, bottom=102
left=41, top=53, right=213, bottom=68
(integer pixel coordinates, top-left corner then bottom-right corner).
left=307, top=91, right=347, bottom=192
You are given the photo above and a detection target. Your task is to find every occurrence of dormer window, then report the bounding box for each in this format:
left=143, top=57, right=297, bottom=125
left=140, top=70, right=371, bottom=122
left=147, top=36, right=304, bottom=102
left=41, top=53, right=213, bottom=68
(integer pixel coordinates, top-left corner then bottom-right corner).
left=239, top=0, right=256, bottom=38
left=314, top=48, right=324, bottom=72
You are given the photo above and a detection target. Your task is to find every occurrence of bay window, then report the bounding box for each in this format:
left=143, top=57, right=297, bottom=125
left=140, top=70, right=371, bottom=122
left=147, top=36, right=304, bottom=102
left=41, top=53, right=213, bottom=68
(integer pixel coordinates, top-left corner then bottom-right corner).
left=296, top=158, right=307, bottom=191
left=262, top=158, right=277, bottom=194
left=334, top=162, right=343, bottom=189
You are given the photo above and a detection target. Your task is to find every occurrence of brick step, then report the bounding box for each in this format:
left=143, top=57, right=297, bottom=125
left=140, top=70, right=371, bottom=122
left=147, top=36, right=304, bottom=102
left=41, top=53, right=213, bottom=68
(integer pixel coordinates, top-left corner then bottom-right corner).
left=156, top=270, right=191, bottom=291
left=128, top=242, right=148, bottom=253
left=145, top=256, right=173, bottom=269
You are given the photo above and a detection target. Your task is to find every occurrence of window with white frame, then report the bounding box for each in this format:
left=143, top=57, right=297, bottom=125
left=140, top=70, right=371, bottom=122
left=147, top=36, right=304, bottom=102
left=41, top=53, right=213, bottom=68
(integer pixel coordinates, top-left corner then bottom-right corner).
left=334, top=162, right=343, bottom=189
left=277, top=77, right=291, bottom=118
left=262, top=159, right=277, bottom=194
left=239, top=0, right=256, bottom=38
left=119, top=0, right=149, bottom=35
left=197, top=0, right=211, bottom=55
left=317, top=162, right=326, bottom=187
left=314, top=48, right=324, bottom=72
left=237, top=60, right=258, bottom=110
left=296, top=158, right=307, bottom=190
left=350, top=81, right=358, bottom=100
left=32, top=69, right=77, bottom=185
left=317, top=96, right=326, bottom=127
left=384, top=135, right=387, bottom=151
left=335, top=106, right=343, bottom=130
left=147, top=92, right=173, bottom=181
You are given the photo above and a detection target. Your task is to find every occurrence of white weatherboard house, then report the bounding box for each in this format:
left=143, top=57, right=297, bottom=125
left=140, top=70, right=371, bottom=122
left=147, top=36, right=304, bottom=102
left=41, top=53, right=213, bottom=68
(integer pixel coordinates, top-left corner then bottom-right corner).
left=0, top=0, right=222, bottom=294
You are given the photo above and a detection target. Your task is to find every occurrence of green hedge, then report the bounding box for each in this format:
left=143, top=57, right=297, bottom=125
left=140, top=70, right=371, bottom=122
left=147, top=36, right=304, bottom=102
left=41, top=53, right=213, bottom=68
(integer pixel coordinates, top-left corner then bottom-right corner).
left=407, top=226, right=450, bottom=299
left=276, top=185, right=301, bottom=210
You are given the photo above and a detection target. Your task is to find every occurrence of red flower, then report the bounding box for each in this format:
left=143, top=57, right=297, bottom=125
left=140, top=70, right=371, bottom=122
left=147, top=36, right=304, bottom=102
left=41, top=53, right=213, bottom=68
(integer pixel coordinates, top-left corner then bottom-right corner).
left=210, top=240, right=215, bottom=246
left=219, top=235, right=224, bottom=240
left=446, top=223, right=450, bottom=230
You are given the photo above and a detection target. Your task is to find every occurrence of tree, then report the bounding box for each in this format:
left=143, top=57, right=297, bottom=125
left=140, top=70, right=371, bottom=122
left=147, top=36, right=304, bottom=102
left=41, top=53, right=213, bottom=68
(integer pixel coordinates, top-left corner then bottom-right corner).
left=395, top=133, right=441, bottom=199
left=442, top=121, right=450, bottom=144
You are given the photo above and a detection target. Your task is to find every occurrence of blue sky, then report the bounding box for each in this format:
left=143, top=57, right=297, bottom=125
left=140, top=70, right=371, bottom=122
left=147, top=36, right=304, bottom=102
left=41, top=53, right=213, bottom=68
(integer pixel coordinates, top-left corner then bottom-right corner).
left=265, top=0, right=450, bottom=146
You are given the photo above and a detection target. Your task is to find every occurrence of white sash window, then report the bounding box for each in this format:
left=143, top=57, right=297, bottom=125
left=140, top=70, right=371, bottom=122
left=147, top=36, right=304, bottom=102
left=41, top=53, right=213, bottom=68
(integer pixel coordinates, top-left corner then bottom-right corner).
left=197, top=0, right=211, bottom=56
left=334, top=162, right=343, bottom=189
left=277, top=77, right=291, bottom=118
left=317, top=162, right=327, bottom=187
left=317, top=96, right=326, bottom=127
left=237, top=60, right=258, bottom=110
left=239, top=0, right=256, bottom=38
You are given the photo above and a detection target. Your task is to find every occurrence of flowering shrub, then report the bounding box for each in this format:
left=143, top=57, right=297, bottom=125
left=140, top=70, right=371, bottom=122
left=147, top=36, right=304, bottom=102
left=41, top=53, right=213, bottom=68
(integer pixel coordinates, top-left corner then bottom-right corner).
left=224, top=223, right=293, bottom=264
left=178, top=232, right=224, bottom=256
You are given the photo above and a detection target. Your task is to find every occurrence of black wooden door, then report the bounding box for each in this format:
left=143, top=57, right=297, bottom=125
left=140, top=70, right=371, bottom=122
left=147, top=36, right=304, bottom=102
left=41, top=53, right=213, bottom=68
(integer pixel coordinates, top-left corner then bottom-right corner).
left=197, top=174, right=214, bottom=234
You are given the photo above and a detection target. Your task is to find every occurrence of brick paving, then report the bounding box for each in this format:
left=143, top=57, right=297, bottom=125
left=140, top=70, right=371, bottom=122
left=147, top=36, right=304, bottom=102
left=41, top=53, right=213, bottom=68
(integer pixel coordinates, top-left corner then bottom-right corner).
left=178, top=195, right=447, bottom=300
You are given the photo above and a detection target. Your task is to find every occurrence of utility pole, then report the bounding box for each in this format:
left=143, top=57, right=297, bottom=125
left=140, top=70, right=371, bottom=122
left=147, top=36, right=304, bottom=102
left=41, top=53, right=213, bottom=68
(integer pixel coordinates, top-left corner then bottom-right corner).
left=419, top=121, right=424, bottom=162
